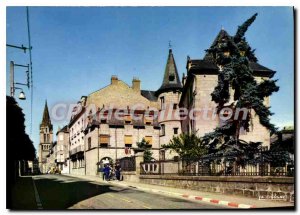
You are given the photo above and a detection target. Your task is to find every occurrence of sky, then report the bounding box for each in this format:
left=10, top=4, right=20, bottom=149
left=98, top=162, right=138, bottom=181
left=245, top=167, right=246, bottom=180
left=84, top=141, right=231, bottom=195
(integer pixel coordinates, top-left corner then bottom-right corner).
left=6, top=6, right=294, bottom=150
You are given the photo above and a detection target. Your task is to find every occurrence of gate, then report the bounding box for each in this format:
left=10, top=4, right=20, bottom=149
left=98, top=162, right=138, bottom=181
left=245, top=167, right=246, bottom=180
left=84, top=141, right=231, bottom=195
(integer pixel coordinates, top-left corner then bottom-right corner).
left=119, top=156, right=136, bottom=171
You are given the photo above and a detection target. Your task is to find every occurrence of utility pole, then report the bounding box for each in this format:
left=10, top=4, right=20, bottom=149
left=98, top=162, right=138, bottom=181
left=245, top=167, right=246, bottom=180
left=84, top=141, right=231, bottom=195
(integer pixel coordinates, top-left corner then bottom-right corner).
left=115, top=128, right=117, bottom=162
left=10, top=61, right=14, bottom=97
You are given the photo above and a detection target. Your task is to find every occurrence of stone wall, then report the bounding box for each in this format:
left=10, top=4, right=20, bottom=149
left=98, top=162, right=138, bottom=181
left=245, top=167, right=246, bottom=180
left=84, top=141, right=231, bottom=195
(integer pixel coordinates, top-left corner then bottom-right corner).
left=139, top=175, right=294, bottom=202
left=122, top=171, right=140, bottom=182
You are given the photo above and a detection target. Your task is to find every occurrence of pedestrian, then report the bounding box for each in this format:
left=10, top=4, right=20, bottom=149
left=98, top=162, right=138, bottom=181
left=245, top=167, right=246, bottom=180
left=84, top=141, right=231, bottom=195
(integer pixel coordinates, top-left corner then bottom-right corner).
left=99, top=165, right=105, bottom=180
left=115, top=162, right=121, bottom=180
left=104, top=164, right=111, bottom=181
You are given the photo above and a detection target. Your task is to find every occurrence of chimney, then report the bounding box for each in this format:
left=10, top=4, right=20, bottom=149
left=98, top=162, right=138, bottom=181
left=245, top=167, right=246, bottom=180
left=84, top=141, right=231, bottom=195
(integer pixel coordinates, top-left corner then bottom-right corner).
left=80, top=96, right=87, bottom=106
left=182, top=73, right=187, bottom=86
left=132, top=77, right=141, bottom=92
left=111, top=75, right=118, bottom=85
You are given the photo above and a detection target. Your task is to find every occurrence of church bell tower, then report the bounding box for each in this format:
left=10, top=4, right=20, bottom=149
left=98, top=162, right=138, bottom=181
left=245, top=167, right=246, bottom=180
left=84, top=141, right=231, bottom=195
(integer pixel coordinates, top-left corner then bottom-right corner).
left=38, top=100, right=53, bottom=173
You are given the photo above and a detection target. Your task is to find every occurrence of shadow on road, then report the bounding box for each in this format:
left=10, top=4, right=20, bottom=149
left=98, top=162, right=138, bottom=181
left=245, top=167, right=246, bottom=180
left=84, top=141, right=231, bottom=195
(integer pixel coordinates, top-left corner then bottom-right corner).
left=33, top=175, right=131, bottom=209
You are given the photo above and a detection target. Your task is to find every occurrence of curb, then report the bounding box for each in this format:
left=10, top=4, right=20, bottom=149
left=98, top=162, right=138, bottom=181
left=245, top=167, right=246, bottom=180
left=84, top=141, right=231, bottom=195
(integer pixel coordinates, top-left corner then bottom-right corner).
left=108, top=181, right=256, bottom=209
left=180, top=194, right=255, bottom=209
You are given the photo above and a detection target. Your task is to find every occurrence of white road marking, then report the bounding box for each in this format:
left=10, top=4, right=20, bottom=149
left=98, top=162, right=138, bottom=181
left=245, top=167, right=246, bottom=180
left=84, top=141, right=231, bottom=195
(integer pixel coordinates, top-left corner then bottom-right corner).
left=32, top=177, right=43, bottom=209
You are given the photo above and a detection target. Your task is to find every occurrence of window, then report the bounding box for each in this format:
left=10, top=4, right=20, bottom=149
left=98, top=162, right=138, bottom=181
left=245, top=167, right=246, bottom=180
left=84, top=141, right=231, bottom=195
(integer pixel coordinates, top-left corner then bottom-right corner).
left=124, top=115, right=132, bottom=124
left=173, top=127, right=179, bottom=135
left=88, top=137, right=91, bottom=150
left=190, top=120, right=195, bottom=133
left=100, top=143, right=108, bottom=148
left=80, top=159, right=85, bottom=168
left=169, top=74, right=175, bottom=81
left=160, top=150, right=166, bottom=161
left=99, top=135, right=109, bottom=147
left=125, top=144, right=132, bottom=148
left=173, top=104, right=178, bottom=110
left=44, top=134, right=46, bottom=142
left=160, top=96, right=165, bottom=110
left=161, top=124, right=165, bottom=136
left=144, top=116, right=152, bottom=125
left=239, top=126, right=247, bottom=135
left=144, top=136, right=153, bottom=145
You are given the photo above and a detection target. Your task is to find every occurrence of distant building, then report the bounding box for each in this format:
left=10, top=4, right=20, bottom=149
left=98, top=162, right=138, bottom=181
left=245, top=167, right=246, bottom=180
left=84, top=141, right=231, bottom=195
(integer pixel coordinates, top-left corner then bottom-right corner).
left=56, top=126, right=70, bottom=174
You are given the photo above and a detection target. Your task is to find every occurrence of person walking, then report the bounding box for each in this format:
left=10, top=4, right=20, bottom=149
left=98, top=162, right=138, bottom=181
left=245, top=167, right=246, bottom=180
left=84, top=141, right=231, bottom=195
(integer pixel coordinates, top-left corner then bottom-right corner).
left=103, top=164, right=110, bottom=181
left=115, top=162, right=121, bottom=180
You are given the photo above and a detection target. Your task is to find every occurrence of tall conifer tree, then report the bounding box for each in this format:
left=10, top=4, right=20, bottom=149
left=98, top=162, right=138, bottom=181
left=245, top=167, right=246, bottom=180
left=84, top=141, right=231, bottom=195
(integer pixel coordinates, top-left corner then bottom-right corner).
left=202, top=13, right=279, bottom=160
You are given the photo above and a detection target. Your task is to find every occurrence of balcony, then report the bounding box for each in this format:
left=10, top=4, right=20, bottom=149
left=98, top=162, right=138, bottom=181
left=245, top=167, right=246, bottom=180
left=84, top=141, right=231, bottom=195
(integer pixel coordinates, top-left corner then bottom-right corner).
left=70, top=145, right=84, bottom=155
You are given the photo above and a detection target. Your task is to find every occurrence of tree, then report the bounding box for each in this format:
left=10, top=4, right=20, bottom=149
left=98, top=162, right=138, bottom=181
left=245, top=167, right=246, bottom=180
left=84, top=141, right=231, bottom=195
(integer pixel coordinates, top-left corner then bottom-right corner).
left=202, top=13, right=279, bottom=160
left=7, top=96, right=36, bottom=186
left=137, top=138, right=153, bottom=162
left=162, top=133, right=208, bottom=162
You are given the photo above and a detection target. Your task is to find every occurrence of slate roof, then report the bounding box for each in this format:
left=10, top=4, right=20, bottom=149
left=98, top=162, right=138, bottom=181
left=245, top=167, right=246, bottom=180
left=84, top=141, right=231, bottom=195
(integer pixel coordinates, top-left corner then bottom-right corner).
left=108, top=115, right=124, bottom=127
left=141, top=90, right=158, bottom=101
left=204, top=29, right=233, bottom=61
left=132, top=117, right=145, bottom=128
left=249, top=62, right=274, bottom=72
left=187, top=60, right=274, bottom=76
left=156, top=49, right=183, bottom=95
left=56, top=125, right=69, bottom=135
left=187, top=60, right=219, bottom=73
left=40, top=100, right=53, bottom=129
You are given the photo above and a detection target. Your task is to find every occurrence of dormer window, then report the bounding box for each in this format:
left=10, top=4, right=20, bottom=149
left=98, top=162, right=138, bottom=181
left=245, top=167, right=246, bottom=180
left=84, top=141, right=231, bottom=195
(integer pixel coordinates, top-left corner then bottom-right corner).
left=124, top=115, right=132, bottom=124
left=169, top=74, right=175, bottom=81
left=160, top=96, right=165, bottom=110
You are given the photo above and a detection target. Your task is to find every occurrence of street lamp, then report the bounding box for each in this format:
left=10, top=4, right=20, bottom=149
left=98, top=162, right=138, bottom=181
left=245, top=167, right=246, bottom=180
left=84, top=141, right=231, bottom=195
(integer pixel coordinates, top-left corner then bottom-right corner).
left=10, top=61, right=30, bottom=100
left=19, top=91, right=26, bottom=100
left=14, top=87, right=26, bottom=100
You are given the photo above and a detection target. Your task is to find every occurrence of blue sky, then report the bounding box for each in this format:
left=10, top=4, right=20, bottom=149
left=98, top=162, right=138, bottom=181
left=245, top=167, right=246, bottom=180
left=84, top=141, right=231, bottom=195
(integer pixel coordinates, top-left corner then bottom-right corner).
left=6, top=7, right=294, bottom=150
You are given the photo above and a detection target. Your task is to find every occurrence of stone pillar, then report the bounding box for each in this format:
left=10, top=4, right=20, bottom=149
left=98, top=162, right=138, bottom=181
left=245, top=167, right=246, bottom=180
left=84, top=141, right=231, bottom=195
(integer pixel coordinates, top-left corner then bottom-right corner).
left=135, top=151, right=144, bottom=176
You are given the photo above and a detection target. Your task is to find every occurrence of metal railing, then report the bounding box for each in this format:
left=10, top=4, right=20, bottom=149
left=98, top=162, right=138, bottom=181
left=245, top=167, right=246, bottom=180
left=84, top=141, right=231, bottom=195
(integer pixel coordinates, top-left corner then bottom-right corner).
left=119, top=156, right=136, bottom=171
left=140, top=154, right=294, bottom=177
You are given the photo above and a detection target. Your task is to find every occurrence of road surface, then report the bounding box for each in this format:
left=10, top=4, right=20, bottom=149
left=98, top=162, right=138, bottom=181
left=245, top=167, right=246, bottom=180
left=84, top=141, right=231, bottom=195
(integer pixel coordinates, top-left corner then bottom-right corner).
left=32, top=174, right=228, bottom=209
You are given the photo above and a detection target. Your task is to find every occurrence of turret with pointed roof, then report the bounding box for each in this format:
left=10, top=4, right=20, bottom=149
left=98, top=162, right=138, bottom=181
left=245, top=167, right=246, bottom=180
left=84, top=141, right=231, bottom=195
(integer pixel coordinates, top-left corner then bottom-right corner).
left=156, top=48, right=182, bottom=96
left=204, top=29, right=234, bottom=62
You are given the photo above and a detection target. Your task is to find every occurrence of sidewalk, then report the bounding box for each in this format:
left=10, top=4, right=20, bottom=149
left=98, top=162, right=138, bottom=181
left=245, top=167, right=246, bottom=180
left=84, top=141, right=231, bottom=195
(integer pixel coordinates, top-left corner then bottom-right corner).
left=66, top=174, right=294, bottom=209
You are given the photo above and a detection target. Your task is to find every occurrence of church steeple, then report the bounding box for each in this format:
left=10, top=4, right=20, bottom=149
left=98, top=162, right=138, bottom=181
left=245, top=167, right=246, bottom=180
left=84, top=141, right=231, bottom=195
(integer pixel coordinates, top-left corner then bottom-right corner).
left=156, top=48, right=182, bottom=96
left=40, top=100, right=52, bottom=130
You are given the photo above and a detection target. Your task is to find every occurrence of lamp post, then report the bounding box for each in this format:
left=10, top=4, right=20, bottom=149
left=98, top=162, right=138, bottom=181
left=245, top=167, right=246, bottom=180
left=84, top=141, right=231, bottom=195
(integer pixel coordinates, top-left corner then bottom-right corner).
left=10, top=61, right=29, bottom=100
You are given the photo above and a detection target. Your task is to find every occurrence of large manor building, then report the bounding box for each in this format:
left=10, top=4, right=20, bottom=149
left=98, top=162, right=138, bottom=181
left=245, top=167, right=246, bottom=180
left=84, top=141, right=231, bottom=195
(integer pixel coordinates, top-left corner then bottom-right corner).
left=39, top=29, right=275, bottom=176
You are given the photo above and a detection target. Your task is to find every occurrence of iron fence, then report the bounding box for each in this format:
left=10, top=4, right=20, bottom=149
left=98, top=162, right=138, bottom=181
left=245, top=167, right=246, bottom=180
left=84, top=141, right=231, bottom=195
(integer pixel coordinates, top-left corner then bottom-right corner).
left=140, top=153, right=294, bottom=177
left=119, top=156, right=136, bottom=171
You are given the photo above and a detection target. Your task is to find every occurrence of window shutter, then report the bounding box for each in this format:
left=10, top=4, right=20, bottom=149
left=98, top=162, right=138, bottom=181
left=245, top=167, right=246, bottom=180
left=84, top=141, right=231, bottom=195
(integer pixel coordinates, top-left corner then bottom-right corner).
left=145, top=136, right=152, bottom=145
left=144, top=116, right=153, bottom=125
left=124, top=115, right=132, bottom=123
left=124, top=135, right=133, bottom=144
left=99, top=135, right=109, bottom=144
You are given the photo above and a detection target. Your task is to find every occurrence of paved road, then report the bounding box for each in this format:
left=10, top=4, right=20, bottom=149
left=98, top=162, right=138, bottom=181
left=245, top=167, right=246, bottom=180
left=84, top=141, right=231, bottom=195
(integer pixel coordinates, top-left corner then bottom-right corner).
left=32, top=174, right=227, bottom=209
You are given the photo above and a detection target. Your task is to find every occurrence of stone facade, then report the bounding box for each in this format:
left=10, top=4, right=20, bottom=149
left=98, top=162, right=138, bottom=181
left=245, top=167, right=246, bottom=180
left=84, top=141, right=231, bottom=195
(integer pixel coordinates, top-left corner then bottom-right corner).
left=41, top=36, right=276, bottom=177
left=56, top=126, right=70, bottom=173
left=139, top=175, right=294, bottom=202
left=180, top=73, right=271, bottom=147
left=83, top=114, right=161, bottom=176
